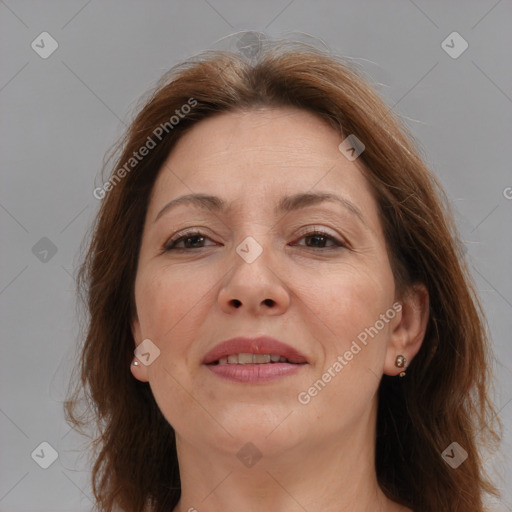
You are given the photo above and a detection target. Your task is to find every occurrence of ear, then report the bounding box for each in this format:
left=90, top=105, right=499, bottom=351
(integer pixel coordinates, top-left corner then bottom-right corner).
left=383, top=283, right=429, bottom=376
left=130, top=313, right=150, bottom=383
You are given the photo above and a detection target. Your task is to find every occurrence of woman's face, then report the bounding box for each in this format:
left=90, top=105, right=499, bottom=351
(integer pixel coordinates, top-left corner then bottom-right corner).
left=131, top=107, right=414, bottom=458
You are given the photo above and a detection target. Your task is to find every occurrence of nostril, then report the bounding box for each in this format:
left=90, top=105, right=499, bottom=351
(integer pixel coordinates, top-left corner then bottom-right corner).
left=263, top=298, right=275, bottom=307
left=232, top=299, right=242, bottom=308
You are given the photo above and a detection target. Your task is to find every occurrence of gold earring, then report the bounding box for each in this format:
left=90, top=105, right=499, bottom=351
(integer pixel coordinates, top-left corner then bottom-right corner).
left=395, top=355, right=407, bottom=377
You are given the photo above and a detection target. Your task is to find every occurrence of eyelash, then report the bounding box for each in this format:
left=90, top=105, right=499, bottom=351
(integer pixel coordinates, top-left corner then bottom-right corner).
left=163, top=228, right=346, bottom=252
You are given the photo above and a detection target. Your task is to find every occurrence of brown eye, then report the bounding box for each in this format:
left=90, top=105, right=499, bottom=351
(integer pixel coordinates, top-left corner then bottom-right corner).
left=164, top=231, right=216, bottom=251
left=293, top=229, right=344, bottom=249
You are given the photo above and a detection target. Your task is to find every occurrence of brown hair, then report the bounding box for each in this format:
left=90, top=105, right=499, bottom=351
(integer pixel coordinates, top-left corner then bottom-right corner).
left=65, top=39, right=502, bottom=512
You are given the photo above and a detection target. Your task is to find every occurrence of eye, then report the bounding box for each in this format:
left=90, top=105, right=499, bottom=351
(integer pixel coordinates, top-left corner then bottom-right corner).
left=162, top=227, right=346, bottom=253
left=163, top=230, right=217, bottom=251
left=292, top=228, right=345, bottom=249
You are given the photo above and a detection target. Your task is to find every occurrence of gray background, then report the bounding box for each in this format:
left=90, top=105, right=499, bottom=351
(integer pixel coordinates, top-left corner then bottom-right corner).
left=1, top=1, right=511, bottom=511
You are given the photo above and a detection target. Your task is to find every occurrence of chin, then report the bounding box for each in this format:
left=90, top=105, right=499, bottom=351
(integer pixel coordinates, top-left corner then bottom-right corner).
left=209, top=403, right=307, bottom=450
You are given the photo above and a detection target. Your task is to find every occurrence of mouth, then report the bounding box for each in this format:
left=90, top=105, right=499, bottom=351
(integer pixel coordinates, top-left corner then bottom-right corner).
left=210, top=353, right=303, bottom=365
left=202, top=336, right=308, bottom=383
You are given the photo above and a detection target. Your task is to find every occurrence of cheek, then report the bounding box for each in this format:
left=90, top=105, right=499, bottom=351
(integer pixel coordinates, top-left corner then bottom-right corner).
left=135, top=267, right=207, bottom=341
left=134, top=269, right=213, bottom=431
left=146, top=358, right=202, bottom=434
left=302, top=262, right=395, bottom=343
left=293, top=268, right=395, bottom=429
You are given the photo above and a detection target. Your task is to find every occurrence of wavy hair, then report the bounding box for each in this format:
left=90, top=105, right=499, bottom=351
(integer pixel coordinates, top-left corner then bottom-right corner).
left=65, top=39, right=502, bottom=512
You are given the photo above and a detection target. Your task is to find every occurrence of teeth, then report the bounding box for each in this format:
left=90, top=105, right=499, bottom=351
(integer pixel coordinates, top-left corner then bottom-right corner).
left=238, top=353, right=254, bottom=364
left=216, top=353, right=290, bottom=364
left=254, top=354, right=271, bottom=363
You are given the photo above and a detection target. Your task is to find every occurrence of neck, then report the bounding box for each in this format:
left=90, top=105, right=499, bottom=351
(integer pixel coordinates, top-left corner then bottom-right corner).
left=172, top=399, right=406, bottom=512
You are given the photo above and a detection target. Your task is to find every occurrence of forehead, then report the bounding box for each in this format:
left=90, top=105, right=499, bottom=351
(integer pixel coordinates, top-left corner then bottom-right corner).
left=163, top=107, right=343, bottom=177
left=148, top=107, right=378, bottom=223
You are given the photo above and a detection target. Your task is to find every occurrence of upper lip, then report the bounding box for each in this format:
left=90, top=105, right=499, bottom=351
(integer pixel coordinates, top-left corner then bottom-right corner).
left=202, top=336, right=308, bottom=364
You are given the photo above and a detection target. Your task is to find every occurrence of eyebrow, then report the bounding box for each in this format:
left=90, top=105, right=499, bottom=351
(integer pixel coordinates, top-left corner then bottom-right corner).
left=153, top=191, right=367, bottom=226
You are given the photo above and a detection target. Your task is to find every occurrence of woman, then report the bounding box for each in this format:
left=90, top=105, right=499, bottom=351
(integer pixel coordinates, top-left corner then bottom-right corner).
left=66, top=39, right=501, bottom=512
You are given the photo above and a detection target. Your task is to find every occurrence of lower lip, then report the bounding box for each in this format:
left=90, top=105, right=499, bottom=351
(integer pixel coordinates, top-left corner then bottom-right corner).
left=205, top=362, right=305, bottom=383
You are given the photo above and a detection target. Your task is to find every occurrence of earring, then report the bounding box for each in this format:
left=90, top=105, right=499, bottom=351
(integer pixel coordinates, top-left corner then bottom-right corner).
left=132, top=360, right=140, bottom=367
left=395, top=355, right=407, bottom=377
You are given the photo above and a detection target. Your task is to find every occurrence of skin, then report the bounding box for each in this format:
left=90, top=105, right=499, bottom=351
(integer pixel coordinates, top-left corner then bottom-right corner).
left=131, top=107, right=429, bottom=512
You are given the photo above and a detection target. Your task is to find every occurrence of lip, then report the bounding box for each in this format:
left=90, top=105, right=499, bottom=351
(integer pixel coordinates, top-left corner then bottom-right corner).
left=202, top=336, right=308, bottom=383
left=202, top=336, right=308, bottom=365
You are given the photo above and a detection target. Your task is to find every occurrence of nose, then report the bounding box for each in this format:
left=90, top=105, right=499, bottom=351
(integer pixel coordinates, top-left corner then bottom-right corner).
left=217, top=240, right=291, bottom=316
